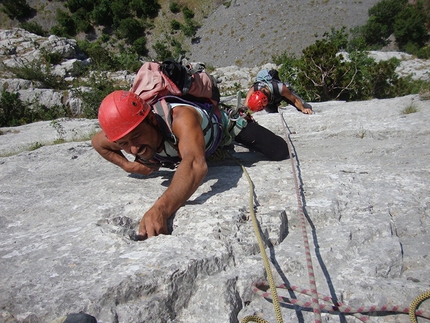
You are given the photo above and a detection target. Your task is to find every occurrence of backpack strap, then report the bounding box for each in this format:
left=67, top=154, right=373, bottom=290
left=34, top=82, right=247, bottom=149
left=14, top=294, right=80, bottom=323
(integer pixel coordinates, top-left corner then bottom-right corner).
left=155, top=96, right=224, bottom=159
left=271, top=80, right=282, bottom=104
left=153, top=99, right=178, bottom=147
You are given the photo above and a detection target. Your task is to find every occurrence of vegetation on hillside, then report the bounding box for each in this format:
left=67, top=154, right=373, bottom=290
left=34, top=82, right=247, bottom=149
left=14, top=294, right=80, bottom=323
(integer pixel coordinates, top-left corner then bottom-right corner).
left=273, top=0, right=430, bottom=103
left=1, top=0, right=204, bottom=64
left=0, top=0, right=430, bottom=126
left=274, top=28, right=426, bottom=103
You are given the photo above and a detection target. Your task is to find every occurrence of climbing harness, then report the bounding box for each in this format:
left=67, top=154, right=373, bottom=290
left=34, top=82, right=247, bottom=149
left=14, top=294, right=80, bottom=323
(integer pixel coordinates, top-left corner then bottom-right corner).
left=235, top=110, right=430, bottom=323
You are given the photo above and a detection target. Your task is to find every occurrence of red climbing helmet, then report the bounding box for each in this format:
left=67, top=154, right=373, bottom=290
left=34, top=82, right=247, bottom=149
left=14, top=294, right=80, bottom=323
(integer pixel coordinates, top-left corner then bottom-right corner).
left=98, top=90, right=151, bottom=142
left=247, top=90, right=268, bottom=112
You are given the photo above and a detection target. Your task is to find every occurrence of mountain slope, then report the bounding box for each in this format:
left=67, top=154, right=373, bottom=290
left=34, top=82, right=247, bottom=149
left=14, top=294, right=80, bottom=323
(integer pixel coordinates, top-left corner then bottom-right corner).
left=187, top=0, right=381, bottom=67
left=2, top=0, right=381, bottom=68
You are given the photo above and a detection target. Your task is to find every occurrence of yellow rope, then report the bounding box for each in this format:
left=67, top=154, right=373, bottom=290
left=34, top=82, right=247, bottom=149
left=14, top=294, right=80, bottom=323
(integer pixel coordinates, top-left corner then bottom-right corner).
left=409, top=290, right=430, bottom=323
left=241, top=315, right=271, bottom=323
left=227, top=152, right=284, bottom=323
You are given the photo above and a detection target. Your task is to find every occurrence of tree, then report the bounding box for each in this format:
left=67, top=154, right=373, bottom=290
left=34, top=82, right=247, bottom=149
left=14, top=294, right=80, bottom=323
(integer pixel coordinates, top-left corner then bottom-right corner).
left=362, top=0, right=407, bottom=46
left=111, top=0, right=131, bottom=28
left=130, top=0, right=161, bottom=18
left=1, top=0, right=33, bottom=20
left=394, top=3, right=428, bottom=50
left=65, top=0, right=95, bottom=13
left=153, top=41, right=173, bottom=61
left=0, top=90, right=27, bottom=127
left=73, top=7, right=93, bottom=33
left=368, top=0, right=407, bottom=31
left=91, top=0, right=113, bottom=27
left=294, top=38, right=357, bottom=101
left=277, top=29, right=409, bottom=102
left=51, top=9, right=77, bottom=37
left=116, top=18, right=145, bottom=44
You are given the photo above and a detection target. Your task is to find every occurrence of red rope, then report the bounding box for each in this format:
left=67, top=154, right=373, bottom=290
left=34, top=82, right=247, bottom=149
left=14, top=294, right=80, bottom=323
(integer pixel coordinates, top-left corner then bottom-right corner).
left=275, top=112, right=430, bottom=322
left=280, top=112, right=322, bottom=323
left=251, top=281, right=430, bottom=321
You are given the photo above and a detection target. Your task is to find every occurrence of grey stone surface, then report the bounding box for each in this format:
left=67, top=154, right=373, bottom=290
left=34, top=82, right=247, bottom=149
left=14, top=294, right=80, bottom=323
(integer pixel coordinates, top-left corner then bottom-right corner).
left=188, top=0, right=382, bottom=67
left=1, top=94, right=429, bottom=323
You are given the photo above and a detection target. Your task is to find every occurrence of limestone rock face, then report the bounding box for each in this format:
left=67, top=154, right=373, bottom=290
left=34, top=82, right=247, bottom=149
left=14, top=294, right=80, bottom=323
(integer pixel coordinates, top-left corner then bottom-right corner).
left=2, top=28, right=430, bottom=118
left=0, top=94, right=429, bottom=323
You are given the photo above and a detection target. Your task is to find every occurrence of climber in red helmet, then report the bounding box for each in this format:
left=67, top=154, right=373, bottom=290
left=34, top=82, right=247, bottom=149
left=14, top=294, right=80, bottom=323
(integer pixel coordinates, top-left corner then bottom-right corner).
left=244, top=68, right=313, bottom=114
left=92, top=90, right=289, bottom=240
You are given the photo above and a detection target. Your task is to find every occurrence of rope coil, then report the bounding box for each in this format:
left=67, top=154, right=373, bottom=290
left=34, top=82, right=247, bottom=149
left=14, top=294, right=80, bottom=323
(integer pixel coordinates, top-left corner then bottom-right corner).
left=409, top=291, right=430, bottom=323
left=252, top=281, right=430, bottom=321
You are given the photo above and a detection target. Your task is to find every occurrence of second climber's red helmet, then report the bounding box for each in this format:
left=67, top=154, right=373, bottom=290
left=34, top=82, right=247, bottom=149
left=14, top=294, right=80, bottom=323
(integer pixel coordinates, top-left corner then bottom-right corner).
left=98, top=90, right=151, bottom=142
left=247, top=90, right=269, bottom=112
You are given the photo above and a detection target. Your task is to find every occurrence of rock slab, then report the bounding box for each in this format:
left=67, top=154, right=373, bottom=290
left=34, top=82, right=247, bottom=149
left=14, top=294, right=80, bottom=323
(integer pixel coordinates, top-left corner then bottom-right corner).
left=0, top=94, right=430, bottom=323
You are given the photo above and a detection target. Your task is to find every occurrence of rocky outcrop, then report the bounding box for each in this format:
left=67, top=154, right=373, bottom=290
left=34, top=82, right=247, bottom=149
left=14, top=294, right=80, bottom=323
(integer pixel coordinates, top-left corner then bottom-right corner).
left=2, top=28, right=430, bottom=119
left=0, top=29, right=135, bottom=116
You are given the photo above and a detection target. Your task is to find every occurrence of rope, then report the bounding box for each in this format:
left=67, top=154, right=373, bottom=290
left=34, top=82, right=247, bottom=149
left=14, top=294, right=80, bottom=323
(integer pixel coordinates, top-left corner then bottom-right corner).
left=227, top=151, right=283, bottom=323
left=410, top=291, right=430, bottom=323
left=279, top=112, right=322, bottom=323
left=232, top=112, right=430, bottom=322
left=277, top=111, right=430, bottom=323
left=241, top=316, right=271, bottom=323
left=252, top=281, right=430, bottom=321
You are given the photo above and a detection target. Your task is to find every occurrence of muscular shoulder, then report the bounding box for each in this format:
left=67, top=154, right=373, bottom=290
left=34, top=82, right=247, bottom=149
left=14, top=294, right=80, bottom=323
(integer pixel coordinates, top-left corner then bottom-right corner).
left=170, top=105, right=203, bottom=133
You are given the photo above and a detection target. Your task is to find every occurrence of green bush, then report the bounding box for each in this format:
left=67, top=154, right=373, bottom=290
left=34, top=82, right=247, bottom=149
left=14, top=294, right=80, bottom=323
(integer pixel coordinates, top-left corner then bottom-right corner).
left=153, top=41, right=174, bottom=61
left=182, top=6, right=195, bottom=20
left=111, top=0, right=132, bottom=28
left=91, top=0, right=114, bottom=27
left=51, top=9, right=77, bottom=37
left=368, top=0, right=406, bottom=30
left=277, top=29, right=414, bottom=102
left=132, top=37, right=148, bottom=57
left=65, top=0, right=95, bottom=13
left=69, top=61, right=89, bottom=77
left=348, top=26, right=369, bottom=51
left=297, top=38, right=352, bottom=101
left=73, top=7, right=93, bottom=34
left=116, top=18, right=145, bottom=44
left=1, top=0, right=33, bottom=20
left=170, top=38, right=186, bottom=59
left=180, top=19, right=200, bottom=37
left=115, top=50, right=142, bottom=72
left=394, top=3, right=428, bottom=50
left=6, top=60, right=68, bottom=90
left=367, top=58, right=402, bottom=98
left=130, top=0, right=161, bottom=18
left=416, top=45, right=430, bottom=59
left=0, top=90, right=28, bottom=127
left=40, top=48, right=64, bottom=65
left=170, top=20, right=181, bottom=31
left=77, top=41, right=118, bottom=71
left=74, top=72, right=124, bottom=119
left=361, top=0, right=407, bottom=47
left=324, top=27, right=349, bottom=50
left=19, top=21, right=48, bottom=37
left=31, top=103, right=70, bottom=121
left=169, top=2, right=181, bottom=14
left=0, top=90, right=69, bottom=127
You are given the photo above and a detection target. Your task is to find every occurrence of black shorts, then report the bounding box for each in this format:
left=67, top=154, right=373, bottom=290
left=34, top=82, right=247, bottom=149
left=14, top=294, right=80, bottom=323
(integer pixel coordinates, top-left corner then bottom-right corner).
left=234, top=121, right=289, bottom=161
